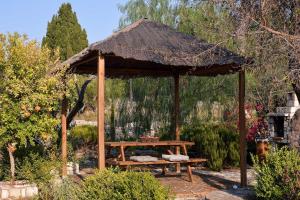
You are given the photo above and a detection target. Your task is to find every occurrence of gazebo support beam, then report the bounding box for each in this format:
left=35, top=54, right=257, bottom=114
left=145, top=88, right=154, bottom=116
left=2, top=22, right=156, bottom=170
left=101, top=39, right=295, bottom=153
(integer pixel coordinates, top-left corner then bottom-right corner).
left=239, top=70, right=247, bottom=187
left=97, top=55, right=106, bottom=170
left=61, top=97, right=68, bottom=177
left=174, top=74, right=181, bottom=173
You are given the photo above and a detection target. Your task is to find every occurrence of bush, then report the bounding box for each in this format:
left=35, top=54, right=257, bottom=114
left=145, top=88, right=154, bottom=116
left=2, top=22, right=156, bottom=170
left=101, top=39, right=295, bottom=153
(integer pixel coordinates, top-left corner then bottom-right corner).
left=16, top=153, right=60, bottom=185
left=33, top=168, right=172, bottom=200
left=253, top=147, right=300, bottom=200
left=36, top=178, right=80, bottom=200
left=80, top=169, right=172, bottom=200
left=182, top=122, right=239, bottom=171
left=70, top=125, right=97, bottom=149
left=0, top=146, right=60, bottom=182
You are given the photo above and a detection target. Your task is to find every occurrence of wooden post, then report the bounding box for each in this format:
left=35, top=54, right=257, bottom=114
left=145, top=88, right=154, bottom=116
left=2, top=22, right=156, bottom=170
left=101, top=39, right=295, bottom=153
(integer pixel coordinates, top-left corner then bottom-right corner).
left=174, top=74, right=181, bottom=173
left=97, top=55, right=106, bottom=169
left=61, top=97, right=68, bottom=177
left=239, top=70, right=247, bottom=187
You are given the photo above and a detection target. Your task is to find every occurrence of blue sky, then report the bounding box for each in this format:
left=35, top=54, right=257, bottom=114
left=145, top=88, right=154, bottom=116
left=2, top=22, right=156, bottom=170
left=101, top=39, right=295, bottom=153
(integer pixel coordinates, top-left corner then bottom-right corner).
left=0, top=0, right=128, bottom=44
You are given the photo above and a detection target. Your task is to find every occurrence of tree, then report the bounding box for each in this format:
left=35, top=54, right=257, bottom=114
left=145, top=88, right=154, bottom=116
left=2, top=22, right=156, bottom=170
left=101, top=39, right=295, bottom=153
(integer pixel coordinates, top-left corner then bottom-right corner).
left=118, top=0, right=240, bottom=136
left=42, top=3, right=92, bottom=128
left=0, top=33, right=64, bottom=183
left=42, top=3, right=88, bottom=61
left=118, top=0, right=178, bottom=28
left=116, top=0, right=298, bottom=138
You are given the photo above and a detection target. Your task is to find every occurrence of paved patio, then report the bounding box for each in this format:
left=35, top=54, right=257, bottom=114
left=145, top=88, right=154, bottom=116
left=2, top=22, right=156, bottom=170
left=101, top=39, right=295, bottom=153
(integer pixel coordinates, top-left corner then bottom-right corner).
left=157, top=168, right=256, bottom=200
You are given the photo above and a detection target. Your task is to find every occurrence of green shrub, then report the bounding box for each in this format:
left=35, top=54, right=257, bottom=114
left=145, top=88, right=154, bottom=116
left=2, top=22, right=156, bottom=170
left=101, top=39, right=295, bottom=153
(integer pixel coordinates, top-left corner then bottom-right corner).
left=182, top=122, right=239, bottom=171
left=31, top=168, right=172, bottom=200
left=253, top=147, right=300, bottom=200
left=36, top=178, right=80, bottom=200
left=16, top=153, right=60, bottom=185
left=70, top=125, right=97, bottom=149
left=80, top=169, right=172, bottom=200
left=0, top=146, right=60, bottom=182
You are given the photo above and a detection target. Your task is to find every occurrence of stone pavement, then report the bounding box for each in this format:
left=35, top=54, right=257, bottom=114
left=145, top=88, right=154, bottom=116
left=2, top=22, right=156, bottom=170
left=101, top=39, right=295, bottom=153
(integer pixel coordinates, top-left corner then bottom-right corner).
left=204, top=188, right=256, bottom=200
left=158, top=168, right=256, bottom=200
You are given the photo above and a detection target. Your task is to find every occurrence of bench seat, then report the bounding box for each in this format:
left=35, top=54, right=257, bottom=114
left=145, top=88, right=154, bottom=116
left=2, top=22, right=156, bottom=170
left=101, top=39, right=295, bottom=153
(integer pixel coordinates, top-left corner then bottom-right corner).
left=108, top=158, right=207, bottom=166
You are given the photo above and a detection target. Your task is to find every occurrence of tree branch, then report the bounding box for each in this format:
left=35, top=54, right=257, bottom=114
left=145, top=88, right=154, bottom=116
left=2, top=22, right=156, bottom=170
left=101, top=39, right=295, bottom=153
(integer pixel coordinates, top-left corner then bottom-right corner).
left=67, top=78, right=94, bottom=127
left=251, top=17, right=300, bottom=41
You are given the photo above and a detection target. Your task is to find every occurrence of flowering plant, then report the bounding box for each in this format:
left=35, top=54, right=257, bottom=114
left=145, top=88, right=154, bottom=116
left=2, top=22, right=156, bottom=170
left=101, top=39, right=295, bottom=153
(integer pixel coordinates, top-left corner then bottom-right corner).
left=246, top=104, right=269, bottom=142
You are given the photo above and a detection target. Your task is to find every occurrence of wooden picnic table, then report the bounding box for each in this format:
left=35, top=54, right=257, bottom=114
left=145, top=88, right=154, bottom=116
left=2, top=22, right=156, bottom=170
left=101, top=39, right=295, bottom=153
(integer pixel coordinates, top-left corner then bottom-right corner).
left=105, top=140, right=206, bottom=182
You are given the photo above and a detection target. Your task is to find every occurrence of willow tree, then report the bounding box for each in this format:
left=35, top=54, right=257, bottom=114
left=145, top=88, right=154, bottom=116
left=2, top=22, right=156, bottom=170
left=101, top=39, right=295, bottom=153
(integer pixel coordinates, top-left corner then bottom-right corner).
left=0, top=33, right=64, bottom=183
left=117, top=0, right=241, bottom=136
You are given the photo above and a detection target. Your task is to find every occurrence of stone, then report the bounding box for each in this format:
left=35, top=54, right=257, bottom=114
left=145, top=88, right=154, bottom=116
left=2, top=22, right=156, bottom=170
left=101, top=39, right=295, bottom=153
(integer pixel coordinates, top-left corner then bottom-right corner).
left=26, top=186, right=38, bottom=197
left=0, top=181, right=38, bottom=199
left=9, top=188, right=21, bottom=197
left=20, top=188, right=26, bottom=197
left=75, top=163, right=80, bottom=174
left=0, top=189, right=9, bottom=199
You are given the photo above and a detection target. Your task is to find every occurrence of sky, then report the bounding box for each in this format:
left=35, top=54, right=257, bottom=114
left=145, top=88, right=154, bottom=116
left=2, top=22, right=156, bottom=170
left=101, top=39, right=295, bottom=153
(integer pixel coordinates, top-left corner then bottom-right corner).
left=0, top=0, right=128, bottom=44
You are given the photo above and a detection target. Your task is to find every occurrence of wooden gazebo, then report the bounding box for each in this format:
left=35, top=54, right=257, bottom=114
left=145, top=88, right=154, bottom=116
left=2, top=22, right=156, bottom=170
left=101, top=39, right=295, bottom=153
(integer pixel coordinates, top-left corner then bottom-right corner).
left=63, top=19, right=249, bottom=186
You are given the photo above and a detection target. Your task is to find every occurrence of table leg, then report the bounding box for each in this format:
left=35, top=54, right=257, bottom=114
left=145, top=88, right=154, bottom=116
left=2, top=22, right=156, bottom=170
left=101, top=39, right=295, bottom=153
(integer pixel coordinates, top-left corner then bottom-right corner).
left=176, top=146, right=181, bottom=173
left=182, top=145, right=193, bottom=182
left=120, top=145, right=126, bottom=161
left=182, top=145, right=187, bottom=155
left=187, top=164, right=194, bottom=183
left=162, top=166, right=167, bottom=175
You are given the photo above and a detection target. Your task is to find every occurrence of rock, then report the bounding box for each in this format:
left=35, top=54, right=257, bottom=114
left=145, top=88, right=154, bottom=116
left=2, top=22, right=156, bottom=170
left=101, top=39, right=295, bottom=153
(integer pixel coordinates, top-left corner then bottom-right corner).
left=0, top=181, right=38, bottom=199
left=0, top=189, right=9, bottom=199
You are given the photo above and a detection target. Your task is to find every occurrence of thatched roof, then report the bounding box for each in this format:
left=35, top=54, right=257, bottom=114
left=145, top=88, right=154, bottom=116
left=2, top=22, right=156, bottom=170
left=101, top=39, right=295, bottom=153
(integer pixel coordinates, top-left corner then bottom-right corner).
left=65, top=19, right=248, bottom=77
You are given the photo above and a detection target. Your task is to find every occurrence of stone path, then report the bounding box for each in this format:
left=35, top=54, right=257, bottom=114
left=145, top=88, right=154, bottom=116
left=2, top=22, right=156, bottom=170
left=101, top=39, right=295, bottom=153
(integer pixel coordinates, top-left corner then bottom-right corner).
left=204, top=188, right=256, bottom=200
left=158, top=168, right=256, bottom=200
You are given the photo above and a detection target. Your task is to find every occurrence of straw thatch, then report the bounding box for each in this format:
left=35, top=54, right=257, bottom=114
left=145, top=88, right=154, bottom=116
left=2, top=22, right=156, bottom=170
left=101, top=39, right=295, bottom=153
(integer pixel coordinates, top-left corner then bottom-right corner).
left=64, top=19, right=248, bottom=77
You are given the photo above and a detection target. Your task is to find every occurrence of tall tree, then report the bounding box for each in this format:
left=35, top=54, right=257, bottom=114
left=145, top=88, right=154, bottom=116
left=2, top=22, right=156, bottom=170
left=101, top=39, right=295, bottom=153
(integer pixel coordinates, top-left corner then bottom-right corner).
left=42, top=3, right=88, bottom=61
left=42, top=3, right=92, bottom=128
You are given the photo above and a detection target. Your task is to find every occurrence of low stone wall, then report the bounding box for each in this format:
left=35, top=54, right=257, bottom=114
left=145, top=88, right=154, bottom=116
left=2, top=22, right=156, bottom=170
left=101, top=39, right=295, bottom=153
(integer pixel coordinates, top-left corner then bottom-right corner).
left=0, top=181, right=38, bottom=199
left=67, top=162, right=80, bottom=175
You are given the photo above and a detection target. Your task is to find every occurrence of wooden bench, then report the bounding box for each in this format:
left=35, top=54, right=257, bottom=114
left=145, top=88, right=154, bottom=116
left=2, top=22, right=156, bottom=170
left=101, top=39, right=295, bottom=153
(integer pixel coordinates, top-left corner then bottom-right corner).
left=108, top=158, right=207, bottom=166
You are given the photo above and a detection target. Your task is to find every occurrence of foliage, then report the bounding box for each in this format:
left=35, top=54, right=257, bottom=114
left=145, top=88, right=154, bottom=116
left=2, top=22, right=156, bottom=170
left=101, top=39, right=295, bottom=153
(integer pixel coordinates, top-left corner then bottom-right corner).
left=116, top=0, right=294, bottom=134
left=80, top=169, right=172, bottom=200
left=70, top=125, right=97, bottom=149
left=42, top=3, right=88, bottom=60
left=16, top=153, right=60, bottom=185
left=182, top=122, right=239, bottom=171
left=35, top=169, right=171, bottom=200
left=36, top=178, right=80, bottom=200
left=246, top=104, right=269, bottom=142
left=118, top=0, right=178, bottom=28
left=0, top=33, right=64, bottom=152
left=116, top=0, right=240, bottom=136
left=253, top=147, right=300, bottom=200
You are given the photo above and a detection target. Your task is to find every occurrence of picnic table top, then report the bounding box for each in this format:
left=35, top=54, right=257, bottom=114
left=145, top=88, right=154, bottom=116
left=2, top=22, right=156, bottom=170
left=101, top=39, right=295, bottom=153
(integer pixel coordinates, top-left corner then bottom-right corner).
left=105, top=140, right=195, bottom=147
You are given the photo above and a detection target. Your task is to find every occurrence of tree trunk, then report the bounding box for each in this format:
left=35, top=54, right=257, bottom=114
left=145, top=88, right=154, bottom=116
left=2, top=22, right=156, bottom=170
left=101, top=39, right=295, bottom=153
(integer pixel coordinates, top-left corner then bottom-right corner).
left=289, top=1, right=300, bottom=100
left=67, top=78, right=93, bottom=128
left=110, top=102, right=116, bottom=141
left=7, top=143, right=16, bottom=185
left=290, top=109, right=300, bottom=150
